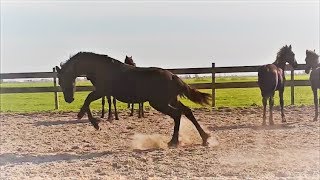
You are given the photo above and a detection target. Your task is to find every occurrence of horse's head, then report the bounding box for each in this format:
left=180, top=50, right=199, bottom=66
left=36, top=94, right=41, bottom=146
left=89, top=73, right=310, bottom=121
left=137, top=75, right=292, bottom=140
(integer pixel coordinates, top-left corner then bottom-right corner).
left=55, top=65, right=76, bottom=103
left=284, top=45, right=298, bottom=68
left=125, top=56, right=136, bottom=66
left=305, top=49, right=319, bottom=74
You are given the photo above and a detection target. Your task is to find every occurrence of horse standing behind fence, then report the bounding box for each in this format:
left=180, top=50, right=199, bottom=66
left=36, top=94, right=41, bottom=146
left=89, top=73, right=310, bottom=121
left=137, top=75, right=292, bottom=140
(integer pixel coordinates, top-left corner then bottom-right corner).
left=305, top=50, right=319, bottom=121
left=87, top=76, right=118, bottom=120
left=99, top=56, right=144, bottom=119
left=56, top=52, right=211, bottom=147
left=124, top=56, right=144, bottom=118
left=258, top=45, right=297, bottom=125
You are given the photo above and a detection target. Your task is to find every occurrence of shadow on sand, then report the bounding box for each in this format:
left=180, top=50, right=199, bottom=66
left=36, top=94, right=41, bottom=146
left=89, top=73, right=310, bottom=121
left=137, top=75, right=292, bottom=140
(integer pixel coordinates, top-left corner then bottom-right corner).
left=34, top=119, right=89, bottom=127
left=209, top=122, right=297, bottom=131
left=0, top=151, right=114, bottom=166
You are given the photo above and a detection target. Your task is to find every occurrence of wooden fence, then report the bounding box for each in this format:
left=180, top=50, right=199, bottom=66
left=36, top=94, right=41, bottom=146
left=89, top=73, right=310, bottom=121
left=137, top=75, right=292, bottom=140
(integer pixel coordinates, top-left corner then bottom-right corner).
left=0, top=64, right=310, bottom=109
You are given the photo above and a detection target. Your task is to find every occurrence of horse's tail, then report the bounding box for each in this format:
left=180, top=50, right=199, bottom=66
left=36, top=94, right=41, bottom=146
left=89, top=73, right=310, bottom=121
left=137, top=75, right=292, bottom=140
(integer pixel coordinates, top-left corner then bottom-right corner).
left=173, top=75, right=211, bottom=105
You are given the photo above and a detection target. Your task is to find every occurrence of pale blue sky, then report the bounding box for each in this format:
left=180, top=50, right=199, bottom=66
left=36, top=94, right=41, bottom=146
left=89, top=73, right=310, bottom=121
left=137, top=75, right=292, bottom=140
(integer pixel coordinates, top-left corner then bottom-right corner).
left=1, top=0, right=319, bottom=73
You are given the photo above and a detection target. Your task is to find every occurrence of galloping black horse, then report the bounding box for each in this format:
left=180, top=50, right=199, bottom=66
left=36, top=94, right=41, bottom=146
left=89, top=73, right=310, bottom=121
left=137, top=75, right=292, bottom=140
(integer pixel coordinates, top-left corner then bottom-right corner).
left=56, top=52, right=211, bottom=147
left=305, top=50, right=319, bottom=121
left=258, top=45, right=297, bottom=125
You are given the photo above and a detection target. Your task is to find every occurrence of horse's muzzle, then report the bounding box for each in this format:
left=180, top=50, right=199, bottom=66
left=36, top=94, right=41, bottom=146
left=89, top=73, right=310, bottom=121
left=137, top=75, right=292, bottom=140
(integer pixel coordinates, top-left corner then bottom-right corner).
left=65, top=97, right=74, bottom=103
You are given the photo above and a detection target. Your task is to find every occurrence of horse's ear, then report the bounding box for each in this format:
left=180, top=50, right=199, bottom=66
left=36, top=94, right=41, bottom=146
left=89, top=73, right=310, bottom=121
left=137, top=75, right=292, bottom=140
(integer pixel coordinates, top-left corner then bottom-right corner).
left=289, top=45, right=292, bottom=50
left=314, top=49, right=316, bottom=52
left=306, top=50, right=308, bottom=54
left=56, top=66, right=61, bottom=73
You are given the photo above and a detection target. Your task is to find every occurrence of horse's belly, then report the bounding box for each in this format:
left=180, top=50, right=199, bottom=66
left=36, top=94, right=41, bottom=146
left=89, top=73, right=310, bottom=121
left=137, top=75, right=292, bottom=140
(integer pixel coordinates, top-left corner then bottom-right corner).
left=112, top=88, right=148, bottom=103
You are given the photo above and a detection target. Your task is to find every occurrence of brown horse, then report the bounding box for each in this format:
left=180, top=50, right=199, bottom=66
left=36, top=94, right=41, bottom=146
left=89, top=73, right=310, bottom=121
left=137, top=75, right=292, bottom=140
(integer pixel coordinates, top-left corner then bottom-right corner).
left=258, top=45, right=297, bottom=125
left=56, top=52, right=211, bottom=147
left=124, top=56, right=144, bottom=118
left=99, top=56, right=144, bottom=119
left=305, top=50, right=319, bottom=121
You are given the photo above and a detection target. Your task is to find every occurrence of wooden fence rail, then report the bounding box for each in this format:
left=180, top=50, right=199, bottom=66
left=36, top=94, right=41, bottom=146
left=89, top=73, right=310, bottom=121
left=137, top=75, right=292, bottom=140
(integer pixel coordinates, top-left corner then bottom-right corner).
left=0, top=64, right=310, bottom=109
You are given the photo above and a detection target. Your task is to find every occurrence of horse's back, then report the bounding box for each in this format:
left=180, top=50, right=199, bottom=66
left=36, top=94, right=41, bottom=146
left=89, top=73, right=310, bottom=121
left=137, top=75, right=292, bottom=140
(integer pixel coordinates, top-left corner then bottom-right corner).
left=112, top=66, right=176, bottom=103
left=258, top=64, right=283, bottom=97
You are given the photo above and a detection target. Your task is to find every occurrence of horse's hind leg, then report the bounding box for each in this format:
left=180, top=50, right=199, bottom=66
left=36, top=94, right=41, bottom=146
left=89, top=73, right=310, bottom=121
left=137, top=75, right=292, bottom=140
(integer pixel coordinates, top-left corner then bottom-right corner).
left=262, top=97, right=267, bottom=126
left=175, top=101, right=210, bottom=146
left=279, top=89, right=286, bottom=122
left=113, top=97, right=119, bottom=120
left=149, top=101, right=182, bottom=147
left=313, top=89, right=318, bottom=121
left=269, top=96, right=275, bottom=125
left=101, top=96, right=105, bottom=118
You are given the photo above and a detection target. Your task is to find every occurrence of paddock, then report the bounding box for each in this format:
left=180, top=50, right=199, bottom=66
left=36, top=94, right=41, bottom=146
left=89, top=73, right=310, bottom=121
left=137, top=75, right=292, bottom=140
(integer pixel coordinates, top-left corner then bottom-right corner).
left=0, top=106, right=319, bottom=179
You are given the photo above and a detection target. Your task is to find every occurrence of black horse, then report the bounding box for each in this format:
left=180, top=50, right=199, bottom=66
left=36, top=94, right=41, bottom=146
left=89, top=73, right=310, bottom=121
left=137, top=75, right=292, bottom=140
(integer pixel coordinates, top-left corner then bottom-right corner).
left=305, top=50, right=319, bottom=121
left=258, top=45, right=297, bottom=125
left=56, top=52, right=211, bottom=147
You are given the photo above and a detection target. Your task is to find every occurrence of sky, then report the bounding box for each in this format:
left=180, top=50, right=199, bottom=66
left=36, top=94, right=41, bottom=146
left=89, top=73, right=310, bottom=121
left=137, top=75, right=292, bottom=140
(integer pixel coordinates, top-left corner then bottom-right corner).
left=1, top=0, right=319, bottom=73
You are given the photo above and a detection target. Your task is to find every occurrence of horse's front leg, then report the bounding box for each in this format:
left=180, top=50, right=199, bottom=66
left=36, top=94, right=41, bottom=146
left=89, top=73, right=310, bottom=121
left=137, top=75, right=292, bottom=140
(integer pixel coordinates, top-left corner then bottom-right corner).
left=113, top=97, right=119, bottom=120
left=107, top=96, right=113, bottom=121
left=77, top=91, right=103, bottom=130
left=313, top=89, right=318, bottom=121
left=279, top=89, right=286, bottom=123
left=130, top=103, right=134, bottom=116
left=100, top=96, right=105, bottom=118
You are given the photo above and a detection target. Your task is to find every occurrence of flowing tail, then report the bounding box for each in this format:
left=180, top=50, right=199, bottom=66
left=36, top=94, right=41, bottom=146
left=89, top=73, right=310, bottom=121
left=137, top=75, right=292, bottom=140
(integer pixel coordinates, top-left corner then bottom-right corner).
left=173, top=75, right=211, bottom=105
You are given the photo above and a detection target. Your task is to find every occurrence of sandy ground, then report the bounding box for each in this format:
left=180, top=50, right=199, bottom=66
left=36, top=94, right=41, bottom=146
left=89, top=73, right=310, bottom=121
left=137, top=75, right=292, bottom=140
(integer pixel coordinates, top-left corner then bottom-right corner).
left=0, top=106, right=319, bottom=179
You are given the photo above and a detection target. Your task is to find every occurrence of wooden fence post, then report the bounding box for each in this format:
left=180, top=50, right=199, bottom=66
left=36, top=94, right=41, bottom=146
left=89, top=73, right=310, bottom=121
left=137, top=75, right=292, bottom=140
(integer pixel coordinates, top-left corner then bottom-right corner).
left=290, top=69, right=294, bottom=105
left=211, top=63, right=216, bottom=107
left=53, top=67, right=59, bottom=110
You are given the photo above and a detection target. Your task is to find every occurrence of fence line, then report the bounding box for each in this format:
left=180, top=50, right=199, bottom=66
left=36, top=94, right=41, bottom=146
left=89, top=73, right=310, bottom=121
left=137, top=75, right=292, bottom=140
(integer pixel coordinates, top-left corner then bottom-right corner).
left=0, top=64, right=310, bottom=109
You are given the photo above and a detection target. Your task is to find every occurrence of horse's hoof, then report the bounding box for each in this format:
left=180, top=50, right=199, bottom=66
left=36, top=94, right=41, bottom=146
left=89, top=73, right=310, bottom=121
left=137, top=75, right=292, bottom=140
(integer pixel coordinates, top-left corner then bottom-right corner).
left=262, top=122, right=267, bottom=126
left=115, top=117, right=119, bottom=120
left=77, top=111, right=85, bottom=120
left=282, top=118, right=286, bottom=123
left=167, top=141, right=179, bottom=148
left=92, top=123, right=100, bottom=130
left=202, top=141, right=209, bottom=146
left=269, top=122, right=275, bottom=126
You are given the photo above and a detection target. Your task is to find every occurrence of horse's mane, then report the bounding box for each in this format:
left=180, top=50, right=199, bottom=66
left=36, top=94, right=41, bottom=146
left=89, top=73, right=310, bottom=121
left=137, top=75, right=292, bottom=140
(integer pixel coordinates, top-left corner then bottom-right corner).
left=61, top=52, right=123, bottom=68
left=276, top=45, right=290, bottom=59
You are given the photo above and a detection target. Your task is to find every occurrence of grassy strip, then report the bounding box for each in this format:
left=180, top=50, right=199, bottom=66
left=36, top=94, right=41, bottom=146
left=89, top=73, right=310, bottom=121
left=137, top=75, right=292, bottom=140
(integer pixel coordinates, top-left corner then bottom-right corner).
left=0, top=75, right=313, bottom=112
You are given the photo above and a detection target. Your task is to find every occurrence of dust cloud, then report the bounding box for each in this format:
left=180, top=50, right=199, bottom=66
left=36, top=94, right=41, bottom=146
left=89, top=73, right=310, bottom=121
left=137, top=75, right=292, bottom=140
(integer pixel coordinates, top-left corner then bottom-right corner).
left=131, top=116, right=218, bottom=150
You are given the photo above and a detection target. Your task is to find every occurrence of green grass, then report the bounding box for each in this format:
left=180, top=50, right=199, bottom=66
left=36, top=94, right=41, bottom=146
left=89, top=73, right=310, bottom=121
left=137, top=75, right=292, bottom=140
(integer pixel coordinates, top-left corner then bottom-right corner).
left=0, top=75, right=314, bottom=112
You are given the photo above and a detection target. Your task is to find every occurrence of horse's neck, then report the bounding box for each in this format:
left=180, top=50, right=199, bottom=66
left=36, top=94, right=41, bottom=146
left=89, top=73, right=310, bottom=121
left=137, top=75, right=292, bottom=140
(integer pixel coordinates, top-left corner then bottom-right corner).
left=73, top=59, right=101, bottom=77
left=312, top=63, right=320, bottom=70
left=272, top=59, right=286, bottom=70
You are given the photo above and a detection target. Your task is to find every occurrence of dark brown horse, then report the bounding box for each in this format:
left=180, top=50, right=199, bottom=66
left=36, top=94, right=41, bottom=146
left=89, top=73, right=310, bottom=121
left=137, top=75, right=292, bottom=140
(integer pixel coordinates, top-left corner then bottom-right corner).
left=258, top=45, right=297, bottom=125
left=124, top=56, right=144, bottom=118
left=305, top=50, right=319, bottom=121
left=56, top=52, right=211, bottom=147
